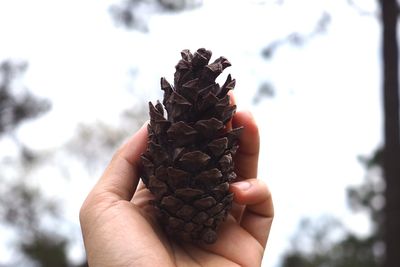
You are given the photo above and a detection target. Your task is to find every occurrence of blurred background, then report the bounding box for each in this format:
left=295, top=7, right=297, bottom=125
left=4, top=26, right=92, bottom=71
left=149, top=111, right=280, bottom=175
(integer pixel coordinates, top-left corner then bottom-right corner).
left=0, top=0, right=399, bottom=266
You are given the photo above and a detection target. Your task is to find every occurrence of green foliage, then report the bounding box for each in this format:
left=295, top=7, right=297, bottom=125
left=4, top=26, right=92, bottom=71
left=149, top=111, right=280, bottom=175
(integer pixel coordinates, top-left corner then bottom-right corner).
left=21, top=234, right=69, bottom=267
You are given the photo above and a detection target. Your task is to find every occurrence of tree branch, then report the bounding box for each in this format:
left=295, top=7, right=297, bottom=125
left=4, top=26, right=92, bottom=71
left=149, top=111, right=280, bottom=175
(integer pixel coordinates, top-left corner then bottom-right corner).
left=347, top=0, right=378, bottom=17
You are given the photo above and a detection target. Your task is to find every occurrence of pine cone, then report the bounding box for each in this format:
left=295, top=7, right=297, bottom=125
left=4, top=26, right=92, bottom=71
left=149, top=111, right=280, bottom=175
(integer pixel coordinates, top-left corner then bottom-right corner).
left=141, top=48, right=243, bottom=244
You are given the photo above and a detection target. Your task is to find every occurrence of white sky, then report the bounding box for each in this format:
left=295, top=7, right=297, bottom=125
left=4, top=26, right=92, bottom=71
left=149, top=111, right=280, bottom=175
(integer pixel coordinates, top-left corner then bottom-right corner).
left=0, top=0, right=382, bottom=266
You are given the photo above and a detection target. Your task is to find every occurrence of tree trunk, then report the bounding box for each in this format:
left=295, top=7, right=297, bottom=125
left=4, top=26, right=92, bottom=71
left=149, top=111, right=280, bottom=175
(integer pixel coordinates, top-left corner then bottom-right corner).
left=380, top=1, right=400, bottom=267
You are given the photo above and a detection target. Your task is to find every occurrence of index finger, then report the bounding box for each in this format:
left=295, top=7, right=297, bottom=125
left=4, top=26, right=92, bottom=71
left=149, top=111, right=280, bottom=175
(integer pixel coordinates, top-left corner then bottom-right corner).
left=232, top=110, right=260, bottom=180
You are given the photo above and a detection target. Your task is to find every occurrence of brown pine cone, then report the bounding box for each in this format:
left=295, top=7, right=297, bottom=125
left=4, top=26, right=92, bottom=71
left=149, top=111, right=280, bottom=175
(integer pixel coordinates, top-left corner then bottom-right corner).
left=141, top=48, right=243, bottom=244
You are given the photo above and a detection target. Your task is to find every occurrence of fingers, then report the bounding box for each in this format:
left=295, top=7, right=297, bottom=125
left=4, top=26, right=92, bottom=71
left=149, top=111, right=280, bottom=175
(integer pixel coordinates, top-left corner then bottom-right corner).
left=198, top=217, right=265, bottom=266
left=232, top=111, right=260, bottom=180
left=92, top=121, right=148, bottom=202
left=230, top=179, right=274, bottom=248
left=229, top=110, right=260, bottom=222
left=230, top=202, right=245, bottom=222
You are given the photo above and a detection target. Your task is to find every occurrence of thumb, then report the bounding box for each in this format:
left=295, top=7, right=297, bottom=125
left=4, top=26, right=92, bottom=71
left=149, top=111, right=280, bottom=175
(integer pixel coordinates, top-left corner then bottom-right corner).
left=92, top=121, right=148, bottom=202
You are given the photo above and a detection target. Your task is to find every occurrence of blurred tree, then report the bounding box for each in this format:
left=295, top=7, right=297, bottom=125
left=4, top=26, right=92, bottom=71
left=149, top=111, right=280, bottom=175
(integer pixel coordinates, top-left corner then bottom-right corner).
left=256, top=11, right=331, bottom=102
left=0, top=60, right=86, bottom=267
left=66, top=103, right=147, bottom=172
left=379, top=1, right=400, bottom=267
left=280, top=150, right=385, bottom=267
left=0, top=182, right=68, bottom=267
left=0, top=61, right=50, bottom=136
left=281, top=1, right=400, bottom=265
left=261, top=12, right=331, bottom=60
left=110, top=0, right=202, bottom=31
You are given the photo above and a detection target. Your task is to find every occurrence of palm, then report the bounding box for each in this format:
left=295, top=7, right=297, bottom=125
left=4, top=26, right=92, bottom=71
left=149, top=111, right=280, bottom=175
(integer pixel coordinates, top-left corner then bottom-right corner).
left=127, top=186, right=264, bottom=267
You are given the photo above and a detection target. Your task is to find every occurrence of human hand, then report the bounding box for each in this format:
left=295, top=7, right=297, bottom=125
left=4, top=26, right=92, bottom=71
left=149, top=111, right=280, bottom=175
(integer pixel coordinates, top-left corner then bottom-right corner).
left=79, top=110, right=273, bottom=267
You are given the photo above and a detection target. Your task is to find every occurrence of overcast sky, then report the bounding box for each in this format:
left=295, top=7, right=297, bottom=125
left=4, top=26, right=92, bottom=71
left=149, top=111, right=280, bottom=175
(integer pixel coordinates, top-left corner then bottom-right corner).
left=0, top=0, right=382, bottom=266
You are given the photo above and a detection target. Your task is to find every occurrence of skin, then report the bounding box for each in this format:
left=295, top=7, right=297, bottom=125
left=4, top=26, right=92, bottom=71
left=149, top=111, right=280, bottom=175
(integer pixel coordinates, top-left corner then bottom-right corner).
left=80, top=110, right=274, bottom=267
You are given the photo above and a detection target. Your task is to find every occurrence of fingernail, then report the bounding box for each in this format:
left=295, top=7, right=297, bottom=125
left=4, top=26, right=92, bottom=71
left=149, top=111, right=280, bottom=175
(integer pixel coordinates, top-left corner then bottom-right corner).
left=232, top=181, right=252, bottom=191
